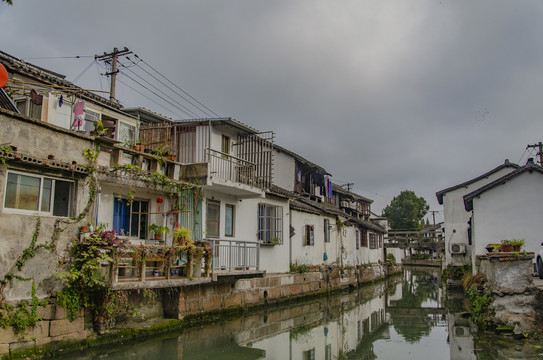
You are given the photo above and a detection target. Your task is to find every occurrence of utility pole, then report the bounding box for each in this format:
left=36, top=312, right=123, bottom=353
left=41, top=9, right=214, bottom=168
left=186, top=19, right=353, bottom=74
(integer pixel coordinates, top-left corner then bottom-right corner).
left=340, top=183, right=354, bottom=192
left=95, top=47, right=132, bottom=102
left=429, top=210, right=438, bottom=227
left=526, top=142, right=543, bottom=166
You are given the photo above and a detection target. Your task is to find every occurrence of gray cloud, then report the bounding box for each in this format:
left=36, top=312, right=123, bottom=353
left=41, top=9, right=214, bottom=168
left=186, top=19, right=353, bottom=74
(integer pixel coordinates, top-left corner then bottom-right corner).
left=2, top=0, right=543, bottom=216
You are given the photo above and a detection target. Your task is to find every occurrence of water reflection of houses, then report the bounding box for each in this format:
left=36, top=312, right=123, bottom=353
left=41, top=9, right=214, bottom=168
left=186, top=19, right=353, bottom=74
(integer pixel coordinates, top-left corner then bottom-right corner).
left=234, top=283, right=391, bottom=360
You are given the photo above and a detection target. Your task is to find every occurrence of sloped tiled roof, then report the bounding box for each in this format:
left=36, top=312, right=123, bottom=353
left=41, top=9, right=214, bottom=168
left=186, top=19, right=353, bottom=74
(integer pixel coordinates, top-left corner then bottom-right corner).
left=332, top=183, right=373, bottom=203
left=463, top=162, right=543, bottom=211
left=0, top=50, right=122, bottom=111
left=436, top=159, right=520, bottom=205
left=274, top=143, right=330, bottom=176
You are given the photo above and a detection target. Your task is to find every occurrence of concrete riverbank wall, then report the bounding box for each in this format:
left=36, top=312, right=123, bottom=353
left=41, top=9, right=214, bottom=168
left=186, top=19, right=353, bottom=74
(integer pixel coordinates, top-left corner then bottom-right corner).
left=0, top=263, right=400, bottom=358
left=476, top=253, right=538, bottom=334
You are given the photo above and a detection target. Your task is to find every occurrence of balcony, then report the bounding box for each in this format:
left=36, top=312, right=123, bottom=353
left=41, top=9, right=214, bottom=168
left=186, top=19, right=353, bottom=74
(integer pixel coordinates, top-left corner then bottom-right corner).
left=206, top=149, right=266, bottom=197
left=107, top=244, right=213, bottom=290
left=207, top=239, right=261, bottom=274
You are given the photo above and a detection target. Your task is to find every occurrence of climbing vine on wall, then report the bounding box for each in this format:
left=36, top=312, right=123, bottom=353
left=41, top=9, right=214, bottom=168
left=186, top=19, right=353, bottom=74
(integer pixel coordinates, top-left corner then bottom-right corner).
left=0, top=147, right=99, bottom=334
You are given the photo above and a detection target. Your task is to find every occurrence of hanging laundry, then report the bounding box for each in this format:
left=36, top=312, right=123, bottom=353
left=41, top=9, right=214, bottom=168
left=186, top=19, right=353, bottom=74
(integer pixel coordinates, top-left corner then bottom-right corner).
left=58, top=95, right=63, bottom=108
left=71, top=100, right=85, bottom=129
left=30, top=89, right=43, bottom=105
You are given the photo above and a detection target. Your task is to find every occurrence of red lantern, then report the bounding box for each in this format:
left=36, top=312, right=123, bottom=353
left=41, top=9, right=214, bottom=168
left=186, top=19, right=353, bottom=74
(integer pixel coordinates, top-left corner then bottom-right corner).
left=0, top=63, right=8, bottom=89
left=156, top=197, right=163, bottom=204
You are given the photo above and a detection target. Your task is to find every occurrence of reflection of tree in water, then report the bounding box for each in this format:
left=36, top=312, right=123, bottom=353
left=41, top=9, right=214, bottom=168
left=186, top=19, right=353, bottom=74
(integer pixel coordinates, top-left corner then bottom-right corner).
left=387, top=270, right=440, bottom=343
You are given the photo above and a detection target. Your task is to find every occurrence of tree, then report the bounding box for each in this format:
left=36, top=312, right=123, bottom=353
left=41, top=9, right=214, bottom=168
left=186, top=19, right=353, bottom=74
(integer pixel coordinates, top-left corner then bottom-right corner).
left=382, top=190, right=429, bottom=231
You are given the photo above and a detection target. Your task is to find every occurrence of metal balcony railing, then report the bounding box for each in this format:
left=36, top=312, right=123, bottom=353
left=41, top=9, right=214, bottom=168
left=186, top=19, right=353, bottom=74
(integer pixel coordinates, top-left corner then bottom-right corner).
left=207, top=148, right=260, bottom=188
left=207, top=239, right=260, bottom=271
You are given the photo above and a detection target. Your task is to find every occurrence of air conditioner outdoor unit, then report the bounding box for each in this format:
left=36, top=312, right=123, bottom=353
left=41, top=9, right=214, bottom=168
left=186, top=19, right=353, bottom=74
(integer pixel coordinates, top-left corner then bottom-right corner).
left=453, top=325, right=470, bottom=337
left=340, top=201, right=349, bottom=208
left=450, top=243, right=467, bottom=255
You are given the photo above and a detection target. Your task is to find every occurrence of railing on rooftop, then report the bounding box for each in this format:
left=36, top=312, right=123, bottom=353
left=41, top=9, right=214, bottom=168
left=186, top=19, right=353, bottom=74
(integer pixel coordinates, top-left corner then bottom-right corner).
left=207, top=148, right=261, bottom=188
left=207, top=239, right=260, bottom=272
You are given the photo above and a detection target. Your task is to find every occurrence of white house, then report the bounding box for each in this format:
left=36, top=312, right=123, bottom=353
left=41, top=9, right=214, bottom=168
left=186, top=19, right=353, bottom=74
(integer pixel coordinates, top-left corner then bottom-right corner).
left=463, top=160, right=543, bottom=270
left=435, top=160, right=519, bottom=266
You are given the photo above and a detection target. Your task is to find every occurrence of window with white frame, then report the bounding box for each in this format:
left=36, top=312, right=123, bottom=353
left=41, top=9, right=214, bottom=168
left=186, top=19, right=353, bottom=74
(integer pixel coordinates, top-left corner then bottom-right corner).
left=118, top=122, right=136, bottom=146
left=225, top=204, right=234, bottom=237
left=4, top=171, right=73, bottom=216
left=113, top=198, right=149, bottom=239
left=84, top=109, right=100, bottom=134
left=15, top=97, right=42, bottom=120
left=257, top=203, right=282, bottom=244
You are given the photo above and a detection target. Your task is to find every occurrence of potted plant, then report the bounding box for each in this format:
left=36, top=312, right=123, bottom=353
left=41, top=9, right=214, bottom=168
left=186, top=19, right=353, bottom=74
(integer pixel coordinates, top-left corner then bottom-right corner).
left=486, top=244, right=501, bottom=253
left=501, top=239, right=513, bottom=252
left=136, top=138, right=145, bottom=152
left=173, top=226, right=192, bottom=246
left=510, top=238, right=525, bottom=252
left=148, top=224, right=170, bottom=240
left=93, top=120, right=107, bottom=136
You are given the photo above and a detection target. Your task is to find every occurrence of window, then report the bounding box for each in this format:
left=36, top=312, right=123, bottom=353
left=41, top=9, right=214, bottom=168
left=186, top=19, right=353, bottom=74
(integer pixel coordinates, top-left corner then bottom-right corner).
left=369, top=233, right=377, bottom=249
left=221, top=135, right=230, bottom=158
left=379, top=234, right=383, bottom=248
left=118, top=122, right=136, bottom=145
left=258, top=203, right=282, bottom=244
left=206, top=200, right=220, bottom=238
left=84, top=109, right=100, bottom=134
left=361, top=230, right=368, bottom=247
left=325, top=344, right=332, bottom=360
left=113, top=198, right=148, bottom=239
left=303, top=348, right=315, bottom=360
left=305, top=225, right=315, bottom=246
left=225, top=204, right=234, bottom=237
left=15, top=96, right=42, bottom=120
left=356, top=230, right=359, bottom=250
left=324, top=219, right=330, bottom=243
left=4, top=171, right=73, bottom=216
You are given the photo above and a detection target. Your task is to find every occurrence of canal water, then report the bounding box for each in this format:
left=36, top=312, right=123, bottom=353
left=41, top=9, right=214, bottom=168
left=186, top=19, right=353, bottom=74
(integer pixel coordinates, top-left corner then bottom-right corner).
left=56, top=267, right=542, bottom=359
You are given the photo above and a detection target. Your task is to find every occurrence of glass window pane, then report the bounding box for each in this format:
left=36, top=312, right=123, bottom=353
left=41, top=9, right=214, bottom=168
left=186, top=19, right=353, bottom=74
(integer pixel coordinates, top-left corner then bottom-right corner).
left=5, top=173, right=40, bottom=211
left=139, top=201, right=148, bottom=239
left=41, top=178, right=52, bottom=212
left=52, top=180, right=71, bottom=216
left=130, top=201, right=139, bottom=237
left=206, top=201, right=220, bottom=237
left=118, top=122, right=135, bottom=145
left=225, top=205, right=234, bottom=236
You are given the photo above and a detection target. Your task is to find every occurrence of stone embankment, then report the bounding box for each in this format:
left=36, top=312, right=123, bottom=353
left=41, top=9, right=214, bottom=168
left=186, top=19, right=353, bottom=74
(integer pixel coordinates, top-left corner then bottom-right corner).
left=477, top=253, right=539, bottom=334
left=0, top=263, right=401, bottom=359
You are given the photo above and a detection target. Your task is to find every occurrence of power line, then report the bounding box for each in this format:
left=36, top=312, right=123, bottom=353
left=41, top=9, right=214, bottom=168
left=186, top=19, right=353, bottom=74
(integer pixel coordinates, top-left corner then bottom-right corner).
left=21, top=55, right=94, bottom=60
left=117, top=78, right=187, bottom=120
left=118, top=69, right=199, bottom=118
left=72, top=60, right=97, bottom=83
left=117, top=60, right=201, bottom=118
left=134, top=54, right=220, bottom=117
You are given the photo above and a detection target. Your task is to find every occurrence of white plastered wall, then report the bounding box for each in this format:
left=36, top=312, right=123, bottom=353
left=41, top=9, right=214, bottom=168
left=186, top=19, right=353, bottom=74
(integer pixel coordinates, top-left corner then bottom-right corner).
left=471, top=171, right=543, bottom=267
left=441, top=167, right=516, bottom=266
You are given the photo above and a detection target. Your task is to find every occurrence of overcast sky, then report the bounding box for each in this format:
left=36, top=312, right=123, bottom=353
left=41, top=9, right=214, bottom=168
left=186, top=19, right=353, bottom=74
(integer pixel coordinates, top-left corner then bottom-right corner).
left=2, top=0, right=543, bottom=217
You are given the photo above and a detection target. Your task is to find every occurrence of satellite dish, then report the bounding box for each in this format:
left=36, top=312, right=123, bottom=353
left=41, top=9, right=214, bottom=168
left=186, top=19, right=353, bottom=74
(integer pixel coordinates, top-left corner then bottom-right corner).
left=0, top=63, right=7, bottom=88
